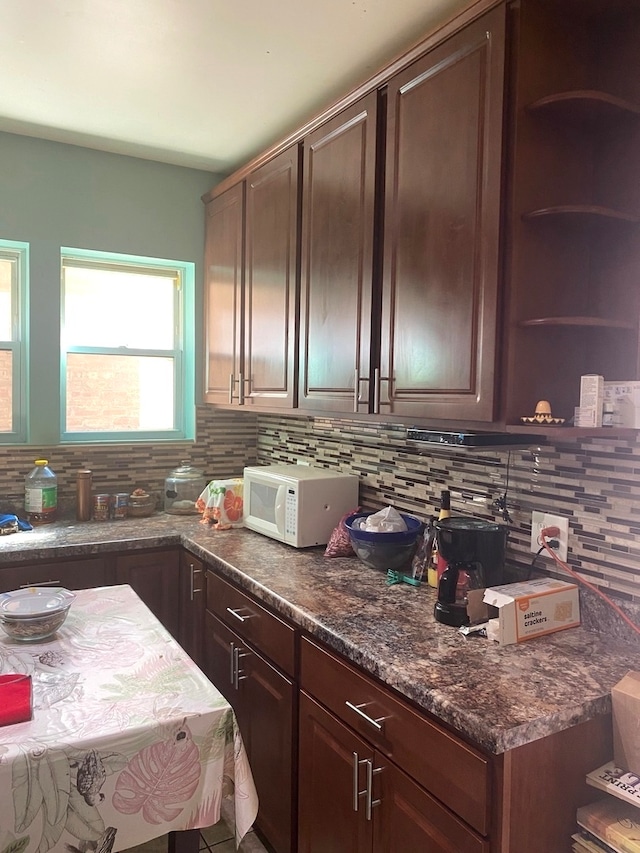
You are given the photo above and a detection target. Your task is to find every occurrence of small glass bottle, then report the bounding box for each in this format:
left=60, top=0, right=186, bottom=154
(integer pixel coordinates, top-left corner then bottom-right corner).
left=25, top=460, right=58, bottom=525
left=76, top=469, right=93, bottom=521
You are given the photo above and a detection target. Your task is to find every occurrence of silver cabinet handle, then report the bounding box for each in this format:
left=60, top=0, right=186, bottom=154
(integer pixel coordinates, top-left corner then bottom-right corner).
left=238, top=372, right=245, bottom=405
left=373, top=367, right=380, bottom=413
left=352, top=752, right=369, bottom=812
left=353, top=368, right=359, bottom=413
left=229, top=641, right=236, bottom=685
left=228, top=373, right=235, bottom=404
left=345, top=700, right=386, bottom=733
left=354, top=369, right=370, bottom=412
left=19, top=580, right=61, bottom=588
left=189, top=564, right=202, bottom=601
left=229, top=641, right=249, bottom=689
left=373, top=368, right=390, bottom=414
left=365, top=759, right=383, bottom=821
left=226, top=606, right=253, bottom=623
left=233, top=645, right=249, bottom=690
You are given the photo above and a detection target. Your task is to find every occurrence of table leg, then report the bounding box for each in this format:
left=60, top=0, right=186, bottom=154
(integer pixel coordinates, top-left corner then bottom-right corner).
left=167, top=829, right=200, bottom=853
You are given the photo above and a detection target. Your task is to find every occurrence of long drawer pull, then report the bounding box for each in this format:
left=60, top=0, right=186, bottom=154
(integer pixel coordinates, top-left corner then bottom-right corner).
left=19, top=580, right=61, bottom=588
left=345, top=700, right=386, bottom=733
left=229, top=642, right=236, bottom=686
left=226, top=606, right=253, bottom=623
left=352, top=753, right=369, bottom=812
left=233, top=646, right=249, bottom=690
left=365, top=759, right=383, bottom=821
left=189, top=564, right=203, bottom=601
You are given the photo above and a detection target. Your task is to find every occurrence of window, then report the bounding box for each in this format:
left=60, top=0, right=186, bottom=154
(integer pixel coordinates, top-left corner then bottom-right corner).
left=61, top=248, right=195, bottom=442
left=0, top=240, right=28, bottom=442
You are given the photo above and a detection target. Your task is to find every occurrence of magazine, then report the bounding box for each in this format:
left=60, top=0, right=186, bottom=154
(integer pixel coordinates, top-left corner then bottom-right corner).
left=587, top=763, right=640, bottom=809
left=573, top=829, right=618, bottom=853
left=577, top=798, right=640, bottom=853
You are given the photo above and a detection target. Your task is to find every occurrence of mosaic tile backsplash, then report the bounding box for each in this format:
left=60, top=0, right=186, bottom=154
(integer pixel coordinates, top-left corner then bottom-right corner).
left=1, top=407, right=639, bottom=607
left=254, top=415, right=640, bottom=604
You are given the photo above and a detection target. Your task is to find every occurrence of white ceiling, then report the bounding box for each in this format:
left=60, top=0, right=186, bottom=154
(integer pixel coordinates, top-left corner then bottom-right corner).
left=0, top=0, right=468, bottom=176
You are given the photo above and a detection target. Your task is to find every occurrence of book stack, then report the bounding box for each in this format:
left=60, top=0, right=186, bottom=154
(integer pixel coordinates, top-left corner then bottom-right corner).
left=573, top=763, right=640, bottom=853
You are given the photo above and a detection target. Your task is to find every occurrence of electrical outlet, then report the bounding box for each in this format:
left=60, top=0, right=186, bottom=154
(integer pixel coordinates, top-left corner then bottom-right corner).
left=530, top=511, right=569, bottom=562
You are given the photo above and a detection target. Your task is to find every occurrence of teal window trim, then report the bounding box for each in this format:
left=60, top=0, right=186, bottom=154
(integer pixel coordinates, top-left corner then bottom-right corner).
left=0, top=239, right=29, bottom=443
left=60, top=247, right=195, bottom=444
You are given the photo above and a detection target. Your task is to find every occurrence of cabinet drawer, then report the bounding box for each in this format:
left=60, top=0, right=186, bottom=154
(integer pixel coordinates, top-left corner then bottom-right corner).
left=206, top=571, right=295, bottom=675
left=0, top=558, right=108, bottom=593
left=300, top=635, right=490, bottom=835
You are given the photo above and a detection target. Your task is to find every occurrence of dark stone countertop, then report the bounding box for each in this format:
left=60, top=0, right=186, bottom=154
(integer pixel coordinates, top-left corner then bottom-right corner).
left=2, top=514, right=638, bottom=755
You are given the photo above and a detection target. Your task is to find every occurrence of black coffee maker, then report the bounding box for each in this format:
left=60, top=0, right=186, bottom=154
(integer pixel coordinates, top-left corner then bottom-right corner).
left=434, top=517, right=508, bottom=627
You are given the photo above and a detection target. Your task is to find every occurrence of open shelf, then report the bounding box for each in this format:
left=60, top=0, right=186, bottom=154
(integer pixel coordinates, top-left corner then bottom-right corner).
left=522, top=205, right=640, bottom=225
left=506, top=424, right=638, bottom=439
left=519, top=317, right=637, bottom=330
left=527, top=90, right=640, bottom=124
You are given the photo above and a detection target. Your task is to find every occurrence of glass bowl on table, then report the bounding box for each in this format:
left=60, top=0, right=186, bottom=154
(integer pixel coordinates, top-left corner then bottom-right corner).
left=0, top=587, right=75, bottom=642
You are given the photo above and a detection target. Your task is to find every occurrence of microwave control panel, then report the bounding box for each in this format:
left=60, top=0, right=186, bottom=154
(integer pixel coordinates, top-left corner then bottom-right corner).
left=285, top=488, right=297, bottom=536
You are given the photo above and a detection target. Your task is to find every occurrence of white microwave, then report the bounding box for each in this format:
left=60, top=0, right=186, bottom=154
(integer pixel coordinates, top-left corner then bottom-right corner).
left=243, top=464, right=360, bottom=548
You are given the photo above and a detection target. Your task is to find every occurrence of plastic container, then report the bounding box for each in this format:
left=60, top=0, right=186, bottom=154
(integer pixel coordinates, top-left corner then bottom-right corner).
left=164, top=460, right=207, bottom=515
left=24, top=460, right=58, bottom=525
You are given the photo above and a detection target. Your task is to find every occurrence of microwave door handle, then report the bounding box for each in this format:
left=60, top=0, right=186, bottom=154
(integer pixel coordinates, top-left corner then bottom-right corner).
left=274, top=484, right=287, bottom=537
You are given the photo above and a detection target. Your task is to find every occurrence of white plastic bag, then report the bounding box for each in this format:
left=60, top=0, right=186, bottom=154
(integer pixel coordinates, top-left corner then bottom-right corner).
left=363, top=506, right=407, bottom=532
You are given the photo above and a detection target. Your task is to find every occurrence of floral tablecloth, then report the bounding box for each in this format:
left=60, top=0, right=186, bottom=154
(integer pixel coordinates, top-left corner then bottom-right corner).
left=0, top=585, right=258, bottom=853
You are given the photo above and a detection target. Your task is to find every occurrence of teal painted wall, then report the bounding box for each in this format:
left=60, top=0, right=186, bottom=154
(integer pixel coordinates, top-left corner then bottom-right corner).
left=0, top=131, right=220, bottom=443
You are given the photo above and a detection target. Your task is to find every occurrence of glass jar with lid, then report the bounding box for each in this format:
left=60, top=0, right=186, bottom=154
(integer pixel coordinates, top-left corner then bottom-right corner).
left=164, top=460, right=207, bottom=515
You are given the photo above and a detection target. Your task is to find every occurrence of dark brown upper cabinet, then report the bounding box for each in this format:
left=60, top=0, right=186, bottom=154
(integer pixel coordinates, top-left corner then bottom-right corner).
left=204, top=182, right=243, bottom=406
left=378, top=6, right=506, bottom=422
left=501, top=0, right=640, bottom=430
left=204, top=144, right=300, bottom=408
left=298, top=93, right=379, bottom=413
left=203, top=0, right=640, bottom=436
left=298, top=7, right=506, bottom=422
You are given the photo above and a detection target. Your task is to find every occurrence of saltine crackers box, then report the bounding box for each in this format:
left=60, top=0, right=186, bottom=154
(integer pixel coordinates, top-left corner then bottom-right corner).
left=613, top=671, right=640, bottom=776
left=483, top=578, right=580, bottom=645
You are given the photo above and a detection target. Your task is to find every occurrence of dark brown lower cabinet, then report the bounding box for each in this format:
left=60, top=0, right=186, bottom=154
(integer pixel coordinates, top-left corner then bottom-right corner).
left=0, top=557, right=108, bottom=593
left=115, top=548, right=180, bottom=639
left=178, top=550, right=205, bottom=664
left=298, top=691, right=488, bottom=853
left=203, top=606, right=295, bottom=853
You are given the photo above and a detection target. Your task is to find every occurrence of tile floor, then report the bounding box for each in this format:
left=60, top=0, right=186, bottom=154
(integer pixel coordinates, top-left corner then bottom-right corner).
left=125, top=817, right=268, bottom=853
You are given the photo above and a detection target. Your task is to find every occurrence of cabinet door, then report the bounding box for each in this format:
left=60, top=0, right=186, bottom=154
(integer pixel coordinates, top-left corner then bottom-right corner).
left=298, top=93, right=378, bottom=413
left=115, top=549, right=180, bottom=638
left=244, top=145, right=300, bottom=408
left=0, top=558, right=108, bottom=593
left=380, top=7, right=506, bottom=421
left=300, top=636, right=490, bottom=835
left=204, top=183, right=244, bottom=405
left=374, top=758, right=489, bottom=853
left=298, top=691, right=372, bottom=853
left=178, top=551, right=204, bottom=665
left=203, top=610, right=295, bottom=853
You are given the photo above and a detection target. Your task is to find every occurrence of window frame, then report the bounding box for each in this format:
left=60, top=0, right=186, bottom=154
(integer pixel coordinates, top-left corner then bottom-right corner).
left=0, top=239, right=29, bottom=443
left=60, top=247, right=195, bottom=444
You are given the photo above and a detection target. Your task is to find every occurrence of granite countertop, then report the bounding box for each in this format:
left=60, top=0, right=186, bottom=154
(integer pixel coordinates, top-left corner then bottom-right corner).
left=2, top=514, right=639, bottom=755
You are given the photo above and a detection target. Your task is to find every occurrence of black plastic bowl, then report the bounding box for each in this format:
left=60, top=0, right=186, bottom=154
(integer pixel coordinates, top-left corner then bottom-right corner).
left=344, top=512, right=424, bottom=571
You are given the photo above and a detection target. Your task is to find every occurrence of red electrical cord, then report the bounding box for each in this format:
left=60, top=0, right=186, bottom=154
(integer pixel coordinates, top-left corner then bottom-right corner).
left=539, top=526, right=640, bottom=638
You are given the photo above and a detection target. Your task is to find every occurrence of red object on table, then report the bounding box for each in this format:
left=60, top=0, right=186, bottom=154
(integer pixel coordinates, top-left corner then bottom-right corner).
left=0, top=674, right=32, bottom=726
